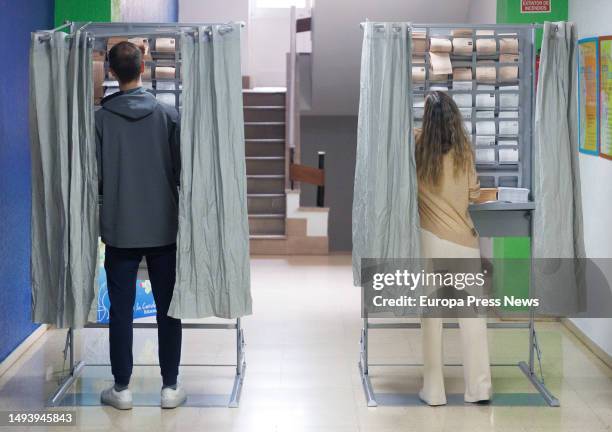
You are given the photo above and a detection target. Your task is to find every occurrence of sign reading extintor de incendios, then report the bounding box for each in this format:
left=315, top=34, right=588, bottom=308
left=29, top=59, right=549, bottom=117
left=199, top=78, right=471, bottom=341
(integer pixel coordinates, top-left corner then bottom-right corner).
left=521, top=0, right=551, bottom=13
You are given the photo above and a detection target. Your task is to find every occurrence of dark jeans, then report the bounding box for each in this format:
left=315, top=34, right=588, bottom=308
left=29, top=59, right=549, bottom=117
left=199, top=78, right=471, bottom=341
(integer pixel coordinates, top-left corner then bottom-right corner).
left=104, top=243, right=182, bottom=387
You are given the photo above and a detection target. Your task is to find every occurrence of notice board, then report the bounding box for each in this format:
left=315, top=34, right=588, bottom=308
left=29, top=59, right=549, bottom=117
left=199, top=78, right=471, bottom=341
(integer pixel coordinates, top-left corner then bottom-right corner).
left=578, top=38, right=600, bottom=155
left=599, top=36, right=612, bottom=160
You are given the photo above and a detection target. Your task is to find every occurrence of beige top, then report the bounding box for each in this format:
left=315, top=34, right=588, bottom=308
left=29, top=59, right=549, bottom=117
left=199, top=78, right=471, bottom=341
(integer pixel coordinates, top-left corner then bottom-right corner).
left=418, top=153, right=481, bottom=248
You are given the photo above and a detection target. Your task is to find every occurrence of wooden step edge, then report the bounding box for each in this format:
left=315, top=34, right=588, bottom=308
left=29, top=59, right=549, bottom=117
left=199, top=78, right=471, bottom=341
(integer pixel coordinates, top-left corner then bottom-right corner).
left=250, top=234, right=287, bottom=240
left=245, top=138, right=285, bottom=143
left=248, top=214, right=286, bottom=219
left=247, top=193, right=286, bottom=198
left=242, top=89, right=287, bottom=94
left=247, top=175, right=285, bottom=179
left=243, top=105, right=285, bottom=110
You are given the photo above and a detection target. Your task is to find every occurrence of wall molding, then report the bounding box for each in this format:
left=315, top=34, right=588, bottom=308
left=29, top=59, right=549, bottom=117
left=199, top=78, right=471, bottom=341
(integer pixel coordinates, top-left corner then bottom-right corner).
left=562, top=318, right=612, bottom=369
left=0, top=325, right=48, bottom=377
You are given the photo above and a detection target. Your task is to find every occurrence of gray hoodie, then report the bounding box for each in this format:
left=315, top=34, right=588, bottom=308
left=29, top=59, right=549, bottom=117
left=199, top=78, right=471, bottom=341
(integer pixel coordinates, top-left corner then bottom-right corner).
left=95, top=87, right=180, bottom=248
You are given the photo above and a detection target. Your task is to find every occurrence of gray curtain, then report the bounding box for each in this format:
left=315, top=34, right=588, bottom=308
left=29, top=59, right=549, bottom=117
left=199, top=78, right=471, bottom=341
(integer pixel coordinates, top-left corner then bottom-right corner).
left=30, top=30, right=99, bottom=328
left=352, top=22, right=420, bottom=286
left=169, top=24, right=252, bottom=319
left=533, top=22, right=586, bottom=314
left=534, top=22, right=585, bottom=260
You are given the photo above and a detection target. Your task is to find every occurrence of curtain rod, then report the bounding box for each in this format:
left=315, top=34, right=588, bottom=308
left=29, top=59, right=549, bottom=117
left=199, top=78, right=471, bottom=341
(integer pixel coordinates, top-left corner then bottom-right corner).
left=359, top=22, right=550, bottom=30
left=35, top=21, right=245, bottom=43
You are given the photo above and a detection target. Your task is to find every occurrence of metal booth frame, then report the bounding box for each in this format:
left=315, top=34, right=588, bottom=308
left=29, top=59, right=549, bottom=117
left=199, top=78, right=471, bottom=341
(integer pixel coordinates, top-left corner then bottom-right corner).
left=35, top=21, right=247, bottom=409
left=357, top=22, right=560, bottom=408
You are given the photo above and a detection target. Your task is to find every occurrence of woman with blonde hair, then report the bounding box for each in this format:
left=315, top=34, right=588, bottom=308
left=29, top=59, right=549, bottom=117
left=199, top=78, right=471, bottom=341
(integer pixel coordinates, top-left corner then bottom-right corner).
left=415, top=91, right=492, bottom=406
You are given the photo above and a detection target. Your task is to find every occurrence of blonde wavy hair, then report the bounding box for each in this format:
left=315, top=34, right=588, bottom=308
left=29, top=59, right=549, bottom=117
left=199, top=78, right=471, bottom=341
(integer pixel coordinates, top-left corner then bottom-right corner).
left=415, top=91, right=474, bottom=186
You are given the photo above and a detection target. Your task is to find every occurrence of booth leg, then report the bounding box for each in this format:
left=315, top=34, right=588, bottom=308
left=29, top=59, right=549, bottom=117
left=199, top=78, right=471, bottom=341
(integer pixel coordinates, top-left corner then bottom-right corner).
left=519, top=320, right=560, bottom=407
left=228, top=320, right=246, bottom=408
left=47, top=361, right=85, bottom=407
left=519, top=361, right=560, bottom=407
left=359, top=324, right=377, bottom=407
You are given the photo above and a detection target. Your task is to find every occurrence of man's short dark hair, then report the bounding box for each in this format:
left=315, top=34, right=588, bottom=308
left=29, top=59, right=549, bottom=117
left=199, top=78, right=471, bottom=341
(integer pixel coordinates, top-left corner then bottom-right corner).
left=108, top=41, right=142, bottom=84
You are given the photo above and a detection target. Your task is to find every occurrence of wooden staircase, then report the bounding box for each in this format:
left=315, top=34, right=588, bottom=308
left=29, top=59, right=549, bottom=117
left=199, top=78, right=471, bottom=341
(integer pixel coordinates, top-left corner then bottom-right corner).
left=243, top=89, right=287, bottom=238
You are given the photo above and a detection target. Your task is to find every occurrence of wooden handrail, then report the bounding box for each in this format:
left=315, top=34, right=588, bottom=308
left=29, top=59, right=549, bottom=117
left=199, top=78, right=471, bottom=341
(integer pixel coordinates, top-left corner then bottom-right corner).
left=290, top=164, right=324, bottom=186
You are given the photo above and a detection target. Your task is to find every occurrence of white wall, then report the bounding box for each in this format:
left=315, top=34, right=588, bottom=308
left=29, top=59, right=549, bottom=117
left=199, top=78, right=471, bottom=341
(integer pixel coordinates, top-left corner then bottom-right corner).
left=180, top=0, right=304, bottom=87
left=466, top=0, right=496, bottom=23
left=569, top=0, right=612, bottom=358
left=247, top=7, right=291, bottom=87
left=179, top=0, right=250, bottom=75
left=309, top=0, right=473, bottom=115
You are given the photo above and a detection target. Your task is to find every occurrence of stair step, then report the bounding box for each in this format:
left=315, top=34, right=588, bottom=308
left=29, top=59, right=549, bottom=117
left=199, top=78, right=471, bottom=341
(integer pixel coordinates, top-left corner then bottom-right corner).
left=243, top=91, right=286, bottom=106
left=243, top=107, right=286, bottom=122
left=246, top=157, right=285, bottom=175
left=249, top=215, right=285, bottom=235
left=247, top=175, right=285, bottom=194
left=247, top=193, right=285, bottom=214
left=245, top=123, right=285, bottom=140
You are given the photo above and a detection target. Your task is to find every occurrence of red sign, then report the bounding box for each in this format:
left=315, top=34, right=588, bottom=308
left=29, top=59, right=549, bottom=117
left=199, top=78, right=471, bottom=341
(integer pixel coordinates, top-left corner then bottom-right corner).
left=521, top=0, right=551, bottom=13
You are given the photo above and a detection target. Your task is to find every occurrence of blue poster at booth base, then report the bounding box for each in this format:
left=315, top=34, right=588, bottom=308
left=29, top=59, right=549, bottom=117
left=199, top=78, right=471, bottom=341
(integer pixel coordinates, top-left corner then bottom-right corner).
left=96, top=241, right=157, bottom=324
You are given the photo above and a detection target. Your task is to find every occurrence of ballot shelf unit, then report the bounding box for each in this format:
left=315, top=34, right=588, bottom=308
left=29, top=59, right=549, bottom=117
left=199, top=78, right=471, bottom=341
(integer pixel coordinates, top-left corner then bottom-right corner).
left=358, top=23, right=557, bottom=408
left=37, top=21, right=247, bottom=409
left=94, top=34, right=182, bottom=112
left=412, top=23, right=534, bottom=191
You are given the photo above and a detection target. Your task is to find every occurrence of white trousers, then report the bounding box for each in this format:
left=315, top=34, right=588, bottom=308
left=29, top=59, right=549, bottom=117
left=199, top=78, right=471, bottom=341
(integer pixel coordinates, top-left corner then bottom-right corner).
left=419, top=229, right=492, bottom=405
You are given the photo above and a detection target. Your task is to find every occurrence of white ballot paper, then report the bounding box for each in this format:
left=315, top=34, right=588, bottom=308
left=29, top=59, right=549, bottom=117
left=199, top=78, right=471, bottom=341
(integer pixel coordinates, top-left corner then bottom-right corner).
left=453, top=80, right=473, bottom=90
left=460, top=108, right=472, bottom=119
left=453, top=93, right=473, bottom=108
left=499, top=111, right=518, bottom=118
left=476, top=85, right=496, bottom=108
left=476, top=148, right=496, bottom=163
left=464, top=121, right=473, bottom=134
left=476, top=121, right=496, bottom=135
left=499, top=85, right=519, bottom=108
left=476, top=135, right=496, bottom=146
left=499, top=147, right=519, bottom=162
left=499, top=120, right=519, bottom=135
left=476, top=111, right=495, bottom=119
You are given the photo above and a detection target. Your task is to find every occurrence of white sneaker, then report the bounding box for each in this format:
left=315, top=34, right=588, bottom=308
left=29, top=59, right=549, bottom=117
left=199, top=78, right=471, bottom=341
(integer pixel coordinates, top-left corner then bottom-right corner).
left=101, top=386, right=133, bottom=410
left=161, top=386, right=187, bottom=409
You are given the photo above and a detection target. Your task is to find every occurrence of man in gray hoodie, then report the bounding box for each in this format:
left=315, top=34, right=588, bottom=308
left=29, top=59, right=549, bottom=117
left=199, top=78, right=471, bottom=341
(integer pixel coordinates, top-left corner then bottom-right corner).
left=95, top=41, right=185, bottom=410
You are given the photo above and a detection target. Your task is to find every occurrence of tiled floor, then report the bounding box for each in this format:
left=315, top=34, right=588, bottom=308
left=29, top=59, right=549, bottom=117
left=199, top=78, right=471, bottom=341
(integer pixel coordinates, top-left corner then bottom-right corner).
left=0, top=255, right=610, bottom=432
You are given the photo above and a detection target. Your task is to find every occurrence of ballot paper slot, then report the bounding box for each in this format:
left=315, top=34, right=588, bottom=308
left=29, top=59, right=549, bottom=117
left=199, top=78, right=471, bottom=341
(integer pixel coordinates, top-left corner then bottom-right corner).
left=498, top=176, right=519, bottom=188
left=478, top=176, right=496, bottom=188
left=411, top=24, right=534, bottom=190
left=476, top=173, right=520, bottom=188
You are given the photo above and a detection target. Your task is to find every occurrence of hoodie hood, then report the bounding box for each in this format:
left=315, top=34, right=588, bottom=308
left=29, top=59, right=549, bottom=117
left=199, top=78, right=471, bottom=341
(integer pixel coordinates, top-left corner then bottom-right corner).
left=101, top=87, right=158, bottom=120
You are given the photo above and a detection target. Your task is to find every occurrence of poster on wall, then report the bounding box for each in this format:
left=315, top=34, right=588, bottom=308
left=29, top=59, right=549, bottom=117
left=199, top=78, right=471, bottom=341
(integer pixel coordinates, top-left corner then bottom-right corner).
left=96, top=240, right=157, bottom=324
left=599, top=36, right=612, bottom=160
left=521, top=0, right=551, bottom=13
left=578, top=38, right=600, bottom=155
